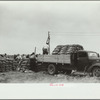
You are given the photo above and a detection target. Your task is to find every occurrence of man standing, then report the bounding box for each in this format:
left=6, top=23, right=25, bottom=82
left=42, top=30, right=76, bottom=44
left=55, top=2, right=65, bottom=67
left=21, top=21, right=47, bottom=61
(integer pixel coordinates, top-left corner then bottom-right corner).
left=29, top=52, right=36, bottom=71
left=42, top=45, right=49, bottom=55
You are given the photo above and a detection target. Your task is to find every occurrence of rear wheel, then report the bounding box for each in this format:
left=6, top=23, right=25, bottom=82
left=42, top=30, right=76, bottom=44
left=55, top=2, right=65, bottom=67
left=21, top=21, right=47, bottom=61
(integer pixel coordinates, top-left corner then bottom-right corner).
left=47, top=64, right=57, bottom=75
left=92, top=67, right=100, bottom=77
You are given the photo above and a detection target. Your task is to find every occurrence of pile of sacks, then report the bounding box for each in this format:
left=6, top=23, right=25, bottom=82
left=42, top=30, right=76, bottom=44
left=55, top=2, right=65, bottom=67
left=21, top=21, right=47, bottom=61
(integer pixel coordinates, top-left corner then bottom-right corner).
left=0, top=56, right=30, bottom=72
left=17, top=58, right=30, bottom=72
left=52, top=44, right=84, bottom=55
left=0, top=57, right=17, bottom=72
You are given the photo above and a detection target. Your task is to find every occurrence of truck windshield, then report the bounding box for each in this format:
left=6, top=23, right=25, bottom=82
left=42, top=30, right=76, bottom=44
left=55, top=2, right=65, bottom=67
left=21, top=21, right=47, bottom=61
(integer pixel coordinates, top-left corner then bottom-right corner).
left=88, top=52, right=98, bottom=58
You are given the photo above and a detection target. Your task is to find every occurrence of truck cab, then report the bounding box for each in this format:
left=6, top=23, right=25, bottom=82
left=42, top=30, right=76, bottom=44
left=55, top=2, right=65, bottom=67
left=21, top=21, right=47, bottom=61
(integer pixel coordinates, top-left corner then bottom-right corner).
left=72, top=50, right=100, bottom=74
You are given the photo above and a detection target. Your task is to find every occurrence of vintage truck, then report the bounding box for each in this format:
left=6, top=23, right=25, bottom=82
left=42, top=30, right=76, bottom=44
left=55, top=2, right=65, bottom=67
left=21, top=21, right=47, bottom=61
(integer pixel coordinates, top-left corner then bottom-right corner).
left=36, top=50, right=100, bottom=77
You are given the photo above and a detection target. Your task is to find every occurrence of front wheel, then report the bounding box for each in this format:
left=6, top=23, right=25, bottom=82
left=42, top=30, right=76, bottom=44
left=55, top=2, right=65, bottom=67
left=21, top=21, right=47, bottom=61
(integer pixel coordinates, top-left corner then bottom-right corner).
left=92, top=67, right=100, bottom=77
left=47, top=64, right=57, bottom=75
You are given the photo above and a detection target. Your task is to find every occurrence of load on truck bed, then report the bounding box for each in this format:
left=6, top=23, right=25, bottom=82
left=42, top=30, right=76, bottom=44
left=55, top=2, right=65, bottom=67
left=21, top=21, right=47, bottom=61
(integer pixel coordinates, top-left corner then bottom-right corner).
left=52, top=44, right=84, bottom=55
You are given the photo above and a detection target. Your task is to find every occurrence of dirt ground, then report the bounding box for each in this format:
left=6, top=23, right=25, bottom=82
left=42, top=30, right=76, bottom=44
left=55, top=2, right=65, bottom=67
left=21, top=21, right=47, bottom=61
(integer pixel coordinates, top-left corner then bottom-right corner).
left=0, top=71, right=100, bottom=83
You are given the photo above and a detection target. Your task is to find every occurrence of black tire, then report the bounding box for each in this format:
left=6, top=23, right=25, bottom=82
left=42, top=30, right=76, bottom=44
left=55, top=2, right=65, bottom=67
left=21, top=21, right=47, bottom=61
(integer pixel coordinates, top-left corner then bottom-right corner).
left=47, top=64, right=57, bottom=75
left=92, top=67, right=100, bottom=77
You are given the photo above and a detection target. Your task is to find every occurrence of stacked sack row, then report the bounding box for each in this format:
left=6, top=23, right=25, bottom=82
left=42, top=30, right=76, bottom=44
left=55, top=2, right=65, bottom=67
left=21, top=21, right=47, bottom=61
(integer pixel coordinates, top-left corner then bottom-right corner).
left=0, top=58, right=18, bottom=72
left=52, top=44, right=84, bottom=55
left=0, top=55, right=30, bottom=72
left=17, top=58, right=30, bottom=72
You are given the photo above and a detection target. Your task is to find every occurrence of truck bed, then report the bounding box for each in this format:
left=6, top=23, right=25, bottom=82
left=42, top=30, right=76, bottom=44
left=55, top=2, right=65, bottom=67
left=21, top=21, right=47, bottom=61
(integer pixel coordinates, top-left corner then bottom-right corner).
left=37, top=54, right=71, bottom=64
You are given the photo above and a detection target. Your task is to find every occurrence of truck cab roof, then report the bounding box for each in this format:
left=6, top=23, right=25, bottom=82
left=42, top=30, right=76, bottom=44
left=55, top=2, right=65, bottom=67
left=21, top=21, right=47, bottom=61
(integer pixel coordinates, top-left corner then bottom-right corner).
left=77, top=50, right=98, bottom=54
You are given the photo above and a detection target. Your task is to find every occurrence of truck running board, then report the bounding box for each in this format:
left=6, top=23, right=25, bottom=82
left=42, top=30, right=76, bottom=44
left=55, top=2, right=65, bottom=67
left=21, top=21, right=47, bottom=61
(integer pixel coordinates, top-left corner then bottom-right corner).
left=71, top=71, right=87, bottom=76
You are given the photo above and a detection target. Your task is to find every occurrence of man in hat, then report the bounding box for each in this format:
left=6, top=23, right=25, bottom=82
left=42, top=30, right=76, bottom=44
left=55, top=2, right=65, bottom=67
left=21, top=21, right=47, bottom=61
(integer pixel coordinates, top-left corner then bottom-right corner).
left=42, top=45, right=49, bottom=55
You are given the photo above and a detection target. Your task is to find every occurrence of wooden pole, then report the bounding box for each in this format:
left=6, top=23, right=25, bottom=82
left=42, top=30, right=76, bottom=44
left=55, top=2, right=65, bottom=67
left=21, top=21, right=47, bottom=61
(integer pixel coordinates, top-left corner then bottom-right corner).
left=48, top=31, right=50, bottom=55
left=34, top=47, right=36, bottom=54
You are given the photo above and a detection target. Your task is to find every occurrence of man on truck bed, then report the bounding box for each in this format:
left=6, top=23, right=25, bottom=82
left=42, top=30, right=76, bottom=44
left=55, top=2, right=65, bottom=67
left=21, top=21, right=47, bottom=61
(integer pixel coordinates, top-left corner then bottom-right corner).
left=42, top=46, right=49, bottom=55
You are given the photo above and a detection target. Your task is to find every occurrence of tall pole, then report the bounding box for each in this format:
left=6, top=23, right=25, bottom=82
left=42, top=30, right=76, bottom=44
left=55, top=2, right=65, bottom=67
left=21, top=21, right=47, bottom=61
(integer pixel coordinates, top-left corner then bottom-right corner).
left=48, top=31, right=50, bottom=55
left=34, top=47, right=36, bottom=55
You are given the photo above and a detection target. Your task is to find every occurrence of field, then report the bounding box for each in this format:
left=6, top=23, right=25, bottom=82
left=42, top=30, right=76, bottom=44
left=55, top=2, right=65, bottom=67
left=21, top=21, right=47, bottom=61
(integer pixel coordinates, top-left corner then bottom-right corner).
left=0, top=71, right=100, bottom=83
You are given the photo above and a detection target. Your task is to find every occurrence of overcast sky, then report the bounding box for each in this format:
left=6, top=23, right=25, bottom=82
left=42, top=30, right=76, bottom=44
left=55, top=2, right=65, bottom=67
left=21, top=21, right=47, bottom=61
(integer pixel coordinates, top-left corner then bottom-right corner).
left=0, top=1, right=100, bottom=54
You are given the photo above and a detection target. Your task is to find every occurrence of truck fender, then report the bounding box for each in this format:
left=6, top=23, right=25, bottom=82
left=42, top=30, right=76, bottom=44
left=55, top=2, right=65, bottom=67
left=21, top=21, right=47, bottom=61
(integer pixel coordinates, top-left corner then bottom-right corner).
left=87, top=63, right=100, bottom=72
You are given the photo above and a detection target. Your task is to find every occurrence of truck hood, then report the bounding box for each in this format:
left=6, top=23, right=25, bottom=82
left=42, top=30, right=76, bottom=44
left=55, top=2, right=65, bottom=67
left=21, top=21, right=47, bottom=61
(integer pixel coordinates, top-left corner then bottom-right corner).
left=89, top=57, right=100, bottom=62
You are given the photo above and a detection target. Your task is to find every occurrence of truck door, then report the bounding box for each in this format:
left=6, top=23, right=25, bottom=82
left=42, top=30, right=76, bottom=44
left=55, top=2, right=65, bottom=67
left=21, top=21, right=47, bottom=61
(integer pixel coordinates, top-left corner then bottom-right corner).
left=76, top=52, right=89, bottom=71
left=71, top=53, right=77, bottom=69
